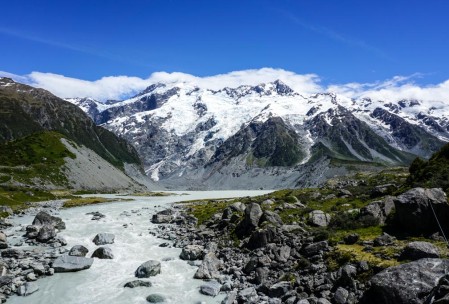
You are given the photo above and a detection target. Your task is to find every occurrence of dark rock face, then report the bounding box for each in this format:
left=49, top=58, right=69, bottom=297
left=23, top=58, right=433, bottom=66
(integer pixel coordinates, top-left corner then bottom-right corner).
left=399, top=241, right=440, bottom=261
left=394, top=188, right=449, bottom=235
left=91, top=247, right=114, bottom=259
left=53, top=255, right=94, bottom=272
left=32, top=211, right=66, bottom=230
left=92, top=233, right=115, bottom=245
left=360, top=259, right=449, bottom=304
left=246, top=228, right=276, bottom=250
left=235, top=203, right=263, bottom=238
left=135, top=260, right=161, bottom=278
left=68, top=245, right=89, bottom=257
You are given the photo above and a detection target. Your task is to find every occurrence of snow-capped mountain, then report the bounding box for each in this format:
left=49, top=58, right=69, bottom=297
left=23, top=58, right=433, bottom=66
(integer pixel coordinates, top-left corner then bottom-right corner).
left=67, top=80, right=448, bottom=189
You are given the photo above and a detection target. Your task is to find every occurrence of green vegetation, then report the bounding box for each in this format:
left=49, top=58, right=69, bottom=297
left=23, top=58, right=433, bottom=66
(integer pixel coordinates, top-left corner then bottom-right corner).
left=62, top=196, right=133, bottom=208
left=0, top=131, right=75, bottom=186
left=182, top=199, right=235, bottom=225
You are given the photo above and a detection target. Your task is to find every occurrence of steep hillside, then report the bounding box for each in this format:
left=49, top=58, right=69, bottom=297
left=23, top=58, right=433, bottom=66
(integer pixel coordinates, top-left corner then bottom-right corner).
left=0, top=77, right=149, bottom=191
left=67, top=80, right=446, bottom=189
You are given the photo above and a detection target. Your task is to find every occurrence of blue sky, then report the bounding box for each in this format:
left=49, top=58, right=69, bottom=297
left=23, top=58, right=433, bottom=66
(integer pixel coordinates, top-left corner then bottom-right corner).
left=1, top=0, right=449, bottom=100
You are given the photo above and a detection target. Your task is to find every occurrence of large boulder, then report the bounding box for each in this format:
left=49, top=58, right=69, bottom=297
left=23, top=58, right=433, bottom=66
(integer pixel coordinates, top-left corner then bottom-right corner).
left=235, top=203, right=263, bottom=238
left=179, top=245, right=205, bottom=260
left=91, top=247, right=114, bottom=259
left=92, top=233, right=115, bottom=245
left=399, top=241, right=440, bottom=261
left=69, top=245, right=89, bottom=257
left=308, top=210, right=331, bottom=227
left=17, top=282, right=39, bottom=296
left=260, top=211, right=283, bottom=227
left=53, top=255, right=94, bottom=272
left=246, top=227, right=276, bottom=250
left=360, top=258, right=449, bottom=304
left=32, top=211, right=65, bottom=230
left=135, top=260, right=161, bottom=278
left=394, top=188, right=449, bottom=235
left=194, top=252, right=223, bottom=279
left=151, top=209, right=173, bottom=224
left=360, top=196, right=395, bottom=225
left=36, top=225, right=56, bottom=242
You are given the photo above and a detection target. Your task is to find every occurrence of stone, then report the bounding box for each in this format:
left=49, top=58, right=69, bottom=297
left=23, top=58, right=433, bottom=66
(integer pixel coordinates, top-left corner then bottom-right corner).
left=255, top=267, right=269, bottom=285
left=0, top=206, right=13, bottom=215
left=124, top=280, right=152, bottom=288
left=360, top=196, right=395, bottom=225
left=92, top=233, right=115, bottom=245
left=151, top=209, right=173, bottom=224
left=260, top=211, right=283, bottom=227
left=308, top=210, right=331, bottom=227
left=360, top=258, right=449, bottom=304
left=371, top=184, right=397, bottom=198
left=53, top=255, right=94, bottom=272
left=246, top=227, right=276, bottom=250
left=269, top=281, right=291, bottom=298
left=400, top=241, right=440, bottom=261
left=373, top=233, right=396, bottom=246
left=235, top=203, right=263, bottom=238
left=334, top=287, right=349, bottom=304
left=17, top=282, right=39, bottom=296
left=1, top=248, right=24, bottom=259
left=229, top=202, right=246, bottom=212
left=343, top=233, right=359, bottom=245
left=221, top=291, right=237, bottom=304
left=179, top=245, right=204, bottom=260
left=36, top=225, right=56, bottom=242
left=146, top=293, right=165, bottom=303
left=194, top=252, right=223, bottom=279
left=0, top=232, right=7, bottom=249
left=238, top=287, right=258, bottom=303
left=25, top=225, right=39, bottom=239
left=199, top=280, right=222, bottom=297
left=91, top=246, right=114, bottom=259
left=276, top=245, right=291, bottom=262
left=135, top=260, right=161, bottom=278
left=394, top=188, right=449, bottom=235
left=68, top=245, right=89, bottom=257
left=0, top=276, right=13, bottom=287
left=303, top=241, right=328, bottom=257
left=32, top=211, right=65, bottom=230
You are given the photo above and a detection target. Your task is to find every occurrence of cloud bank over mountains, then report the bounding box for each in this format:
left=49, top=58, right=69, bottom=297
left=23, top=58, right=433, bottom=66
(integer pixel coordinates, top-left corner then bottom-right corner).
left=1, top=68, right=448, bottom=103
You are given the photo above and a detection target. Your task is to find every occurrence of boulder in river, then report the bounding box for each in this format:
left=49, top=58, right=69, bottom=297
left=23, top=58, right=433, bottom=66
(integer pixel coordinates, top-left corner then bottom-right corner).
left=360, top=258, right=449, bottom=304
left=36, top=225, right=57, bottom=242
left=32, top=211, right=65, bottom=230
left=69, top=245, right=89, bottom=257
left=53, top=255, right=94, bottom=272
left=17, top=282, right=39, bottom=296
left=124, top=280, right=152, bottom=288
left=92, top=233, right=115, bottom=245
left=179, top=244, right=205, bottom=260
left=135, top=260, right=161, bottom=278
left=91, top=247, right=114, bottom=259
left=199, top=280, right=222, bottom=297
left=146, top=293, right=166, bottom=303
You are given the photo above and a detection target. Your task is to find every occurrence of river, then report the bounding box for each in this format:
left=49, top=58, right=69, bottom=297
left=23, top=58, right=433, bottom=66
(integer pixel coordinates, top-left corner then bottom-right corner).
left=6, top=190, right=271, bottom=304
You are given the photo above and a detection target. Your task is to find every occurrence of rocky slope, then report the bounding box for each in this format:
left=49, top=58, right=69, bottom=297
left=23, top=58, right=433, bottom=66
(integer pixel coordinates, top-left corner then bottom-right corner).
left=0, top=77, right=151, bottom=191
left=67, top=80, right=447, bottom=189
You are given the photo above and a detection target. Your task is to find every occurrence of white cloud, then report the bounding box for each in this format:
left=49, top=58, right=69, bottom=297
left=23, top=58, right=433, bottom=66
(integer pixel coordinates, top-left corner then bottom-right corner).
left=0, top=68, right=322, bottom=101
left=1, top=69, right=449, bottom=104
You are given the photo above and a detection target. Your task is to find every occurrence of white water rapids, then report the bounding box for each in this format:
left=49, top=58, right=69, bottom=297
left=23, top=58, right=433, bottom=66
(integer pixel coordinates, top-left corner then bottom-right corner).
left=7, top=190, right=271, bottom=304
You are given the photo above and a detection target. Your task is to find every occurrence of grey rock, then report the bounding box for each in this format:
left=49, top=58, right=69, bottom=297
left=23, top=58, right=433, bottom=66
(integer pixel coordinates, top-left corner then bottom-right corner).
left=0, top=232, right=7, bottom=249
left=269, top=281, right=291, bottom=298
left=255, top=267, right=269, bottom=285
left=360, top=258, right=449, bottom=304
left=246, top=227, right=276, bottom=250
left=68, top=245, right=89, bottom=257
left=221, top=291, right=237, bottom=304
left=373, top=233, right=396, bottom=246
left=53, top=255, right=94, bottom=272
left=260, top=211, right=283, bottom=227
left=235, top=203, right=263, bottom=238
left=360, top=196, right=395, bottom=224
left=0, top=276, right=13, bottom=287
left=91, top=246, right=114, bottom=259
left=308, top=210, right=331, bottom=227
left=151, top=209, right=173, bottom=224
left=36, top=225, right=56, bottom=242
left=146, top=293, right=165, bottom=303
left=135, top=260, right=161, bottom=278
left=238, top=287, right=258, bottom=303
left=124, top=280, right=152, bottom=288
left=17, top=282, right=39, bottom=296
left=229, top=202, right=246, bottom=212
left=199, top=280, right=222, bottom=296
left=92, top=233, right=115, bottom=245
left=394, top=188, right=449, bottom=235
left=0, top=206, right=13, bottom=215
left=303, top=241, right=328, bottom=257
left=343, top=233, right=359, bottom=245
left=179, top=245, right=204, bottom=260
left=400, top=241, right=440, bottom=261
left=32, top=211, right=65, bottom=230
left=334, top=287, right=349, bottom=304
left=1, top=248, right=24, bottom=259
left=194, top=252, right=223, bottom=279
left=25, top=225, right=39, bottom=239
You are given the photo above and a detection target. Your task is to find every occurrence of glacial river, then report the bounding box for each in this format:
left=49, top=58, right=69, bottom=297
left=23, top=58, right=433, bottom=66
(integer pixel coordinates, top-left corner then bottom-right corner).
left=7, top=190, right=271, bottom=304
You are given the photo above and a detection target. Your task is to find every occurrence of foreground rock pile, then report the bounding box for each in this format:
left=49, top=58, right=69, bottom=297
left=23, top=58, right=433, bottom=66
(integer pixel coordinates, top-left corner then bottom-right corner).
left=153, top=187, right=449, bottom=304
